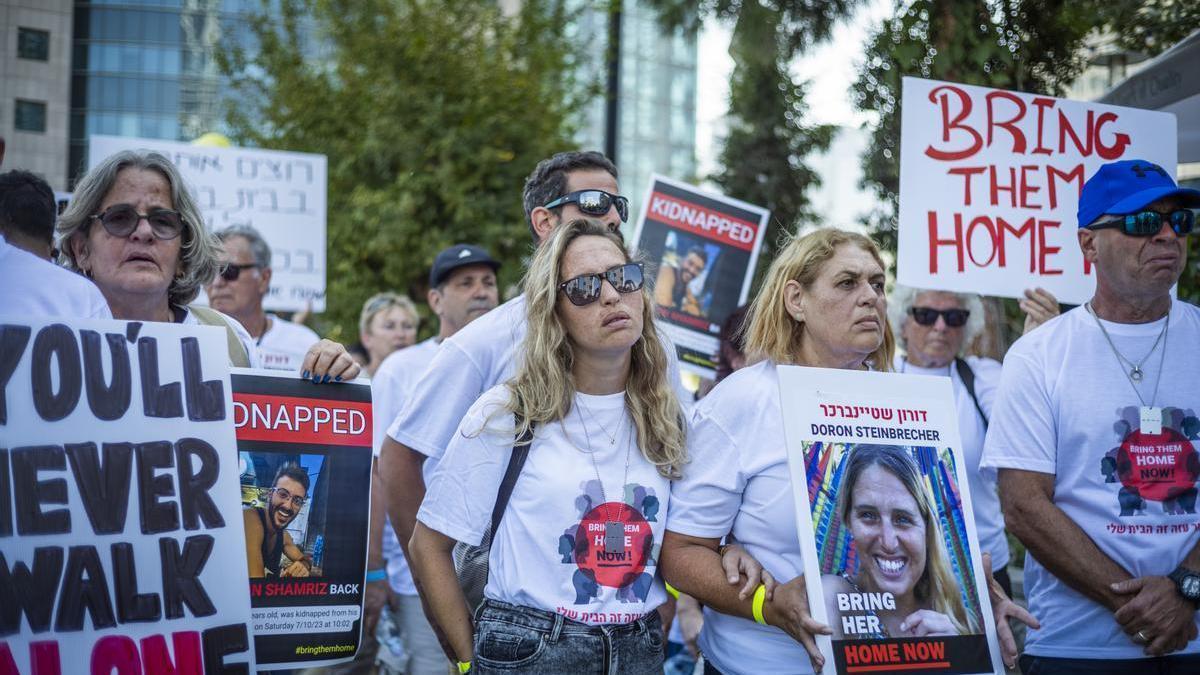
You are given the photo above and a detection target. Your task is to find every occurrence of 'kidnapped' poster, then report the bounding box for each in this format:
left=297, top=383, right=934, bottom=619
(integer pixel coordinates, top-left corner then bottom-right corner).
left=231, top=369, right=373, bottom=670
left=631, top=174, right=769, bottom=378
left=777, top=367, right=1004, bottom=675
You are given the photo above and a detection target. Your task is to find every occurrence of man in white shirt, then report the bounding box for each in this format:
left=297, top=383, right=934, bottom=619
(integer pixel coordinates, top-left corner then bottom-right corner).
left=983, top=159, right=1200, bottom=674
left=205, top=224, right=320, bottom=371
left=370, top=243, right=500, bottom=674
left=0, top=169, right=111, bottom=319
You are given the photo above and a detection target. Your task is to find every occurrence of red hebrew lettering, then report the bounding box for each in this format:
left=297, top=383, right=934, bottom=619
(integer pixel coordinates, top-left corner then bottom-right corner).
left=925, top=85, right=983, bottom=161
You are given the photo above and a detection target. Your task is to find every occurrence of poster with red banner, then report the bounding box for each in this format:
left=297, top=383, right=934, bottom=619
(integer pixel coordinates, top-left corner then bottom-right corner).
left=231, top=369, right=373, bottom=670
left=631, top=175, right=770, bottom=379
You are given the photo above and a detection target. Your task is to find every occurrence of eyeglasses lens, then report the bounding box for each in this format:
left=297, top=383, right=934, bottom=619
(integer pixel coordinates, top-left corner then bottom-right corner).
left=607, top=263, right=643, bottom=292
left=220, top=265, right=242, bottom=282
left=98, top=205, right=183, bottom=240
left=912, top=307, right=968, bottom=327
left=273, top=487, right=304, bottom=507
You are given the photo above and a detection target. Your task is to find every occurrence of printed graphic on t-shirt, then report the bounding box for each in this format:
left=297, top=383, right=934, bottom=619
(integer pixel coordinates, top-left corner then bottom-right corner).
left=556, top=480, right=661, bottom=608
left=1102, top=405, right=1200, bottom=516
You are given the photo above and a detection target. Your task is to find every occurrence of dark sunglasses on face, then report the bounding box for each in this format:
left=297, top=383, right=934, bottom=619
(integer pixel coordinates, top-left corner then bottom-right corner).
left=559, top=262, right=644, bottom=306
left=90, top=203, right=185, bottom=240
left=910, top=306, right=970, bottom=327
left=1087, top=208, right=1195, bottom=237
left=543, top=189, right=630, bottom=223
left=219, top=263, right=260, bottom=282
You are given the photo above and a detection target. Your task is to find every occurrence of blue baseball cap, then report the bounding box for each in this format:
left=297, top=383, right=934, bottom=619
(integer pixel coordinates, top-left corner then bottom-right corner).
left=1078, top=159, right=1200, bottom=228
left=429, top=244, right=500, bottom=287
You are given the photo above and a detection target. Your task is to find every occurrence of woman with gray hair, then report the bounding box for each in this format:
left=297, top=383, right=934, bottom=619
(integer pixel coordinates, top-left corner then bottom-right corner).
left=58, top=149, right=357, bottom=379
left=887, top=285, right=1058, bottom=597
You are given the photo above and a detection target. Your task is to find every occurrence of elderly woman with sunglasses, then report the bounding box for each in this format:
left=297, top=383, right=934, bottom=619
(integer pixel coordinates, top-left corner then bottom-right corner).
left=888, top=284, right=1058, bottom=598
left=409, top=218, right=687, bottom=673
left=57, top=150, right=357, bottom=379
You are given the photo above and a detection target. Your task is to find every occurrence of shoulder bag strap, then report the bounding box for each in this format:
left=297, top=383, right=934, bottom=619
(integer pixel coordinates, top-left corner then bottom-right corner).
left=489, top=413, right=535, bottom=536
left=189, top=305, right=251, bottom=368
left=954, top=357, right=988, bottom=430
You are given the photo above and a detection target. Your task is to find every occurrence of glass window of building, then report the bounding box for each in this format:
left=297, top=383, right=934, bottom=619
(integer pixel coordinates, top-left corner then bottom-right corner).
left=18, top=27, right=51, bottom=61
left=15, top=100, right=48, bottom=132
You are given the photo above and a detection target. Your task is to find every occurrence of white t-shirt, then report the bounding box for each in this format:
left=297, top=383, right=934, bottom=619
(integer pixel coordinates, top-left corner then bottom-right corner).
left=389, top=294, right=688, bottom=461
left=418, top=385, right=670, bottom=624
left=0, top=235, right=111, bottom=320
left=373, top=336, right=440, bottom=596
left=981, top=303, right=1200, bottom=660
left=895, top=354, right=1008, bottom=571
left=256, top=314, right=320, bottom=372
left=181, top=307, right=260, bottom=368
left=666, top=361, right=815, bottom=675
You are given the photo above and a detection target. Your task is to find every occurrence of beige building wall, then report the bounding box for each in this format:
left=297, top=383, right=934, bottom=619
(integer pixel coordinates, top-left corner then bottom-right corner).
left=0, top=0, right=72, bottom=190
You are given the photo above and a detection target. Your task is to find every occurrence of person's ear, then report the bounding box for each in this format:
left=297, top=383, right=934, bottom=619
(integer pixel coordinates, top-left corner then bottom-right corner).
left=69, top=233, right=91, bottom=274
left=1078, top=228, right=1099, bottom=265
left=530, top=207, right=557, bottom=243
left=427, top=287, right=443, bottom=317
left=783, top=279, right=805, bottom=323
left=258, top=266, right=272, bottom=295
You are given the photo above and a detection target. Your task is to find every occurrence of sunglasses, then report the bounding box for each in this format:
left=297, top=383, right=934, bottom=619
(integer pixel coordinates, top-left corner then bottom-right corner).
left=559, top=262, right=644, bottom=306
left=543, top=190, right=629, bottom=223
left=270, top=486, right=306, bottom=508
left=1087, top=209, right=1195, bottom=237
left=90, top=203, right=185, bottom=240
left=910, top=306, right=970, bottom=327
left=218, top=263, right=259, bottom=282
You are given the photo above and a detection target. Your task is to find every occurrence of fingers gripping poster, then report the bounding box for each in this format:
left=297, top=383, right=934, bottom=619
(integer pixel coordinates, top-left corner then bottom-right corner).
left=777, top=367, right=1003, bottom=675
left=231, top=370, right=373, bottom=670
left=0, top=318, right=254, bottom=674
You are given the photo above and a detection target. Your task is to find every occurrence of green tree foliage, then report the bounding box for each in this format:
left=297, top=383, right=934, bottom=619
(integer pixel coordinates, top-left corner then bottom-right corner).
left=221, top=0, right=582, bottom=341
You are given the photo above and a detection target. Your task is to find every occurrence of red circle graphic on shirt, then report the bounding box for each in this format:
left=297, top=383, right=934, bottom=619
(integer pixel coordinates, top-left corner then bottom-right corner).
left=1116, top=428, right=1199, bottom=502
left=574, top=502, right=651, bottom=588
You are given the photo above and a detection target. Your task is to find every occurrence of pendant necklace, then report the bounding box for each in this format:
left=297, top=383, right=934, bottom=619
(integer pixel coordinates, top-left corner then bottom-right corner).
left=1085, top=302, right=1169, bottom=407
left=577, top=395, right=619, bottom=445
left=576, top=400, right=633, bottom=555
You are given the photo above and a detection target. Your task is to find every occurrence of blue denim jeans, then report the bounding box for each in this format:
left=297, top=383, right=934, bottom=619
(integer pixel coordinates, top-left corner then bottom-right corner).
left=472, top=599, right=664, bottom=674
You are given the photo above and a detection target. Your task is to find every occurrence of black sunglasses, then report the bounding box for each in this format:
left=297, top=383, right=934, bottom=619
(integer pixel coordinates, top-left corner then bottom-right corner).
left=219, top=263, right=260, bottom=282
left=90, top=203, right=184, bottom=240
left=1087, top=208, right=1195, bottom=237
left=543, top=189, right=629, bottom=223
left=910, top=306, right=970, bottom=327
left=559, top=262, right=644, bottom=306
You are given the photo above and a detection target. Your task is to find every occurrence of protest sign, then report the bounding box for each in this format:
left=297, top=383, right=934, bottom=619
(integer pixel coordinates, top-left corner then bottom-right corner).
left=231, top=370, right=372, bottom=670
left=777, top=367, right=1003, bottom=675
left=897, top=76, right=1178, bottom=304
left=0, top=318, right=254, bottom=674
left=88, top=135, right=328, bottom=312
left=631, top=175, right=769, bottom=378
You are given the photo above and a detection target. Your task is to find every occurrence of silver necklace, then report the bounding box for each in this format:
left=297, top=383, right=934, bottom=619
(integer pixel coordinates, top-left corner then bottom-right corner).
left=1085, top=302, right=1170, bottom=407
left=576, top=400, right=633, bottom=555
left=577, top=395, right=619, bottom=445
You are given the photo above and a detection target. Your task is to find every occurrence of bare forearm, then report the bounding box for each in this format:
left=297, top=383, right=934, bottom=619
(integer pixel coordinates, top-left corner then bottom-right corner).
left=661, top=534, right=756, bottom=621
left=380, top=437, right=426, bottom=562
left=409, top=524, right=474, bottom=661
left=1000, top=469, right=1132, bottom=611
left=368, top=459, right=387, bottom=568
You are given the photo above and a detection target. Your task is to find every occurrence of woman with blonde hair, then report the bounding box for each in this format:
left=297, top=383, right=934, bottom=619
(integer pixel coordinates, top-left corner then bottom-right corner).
left=823, top=444, right=977, bottom=639
left=408, top=218, right=685, bottom=673
left=358, top=292, right=419, bottom=376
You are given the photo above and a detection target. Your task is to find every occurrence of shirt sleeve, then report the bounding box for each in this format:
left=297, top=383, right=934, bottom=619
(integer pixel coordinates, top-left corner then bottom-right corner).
left=666, top=406, right=746, bottom=538
left=372, top=365, right=400, bottom=456
left=981, top=350, right=1057, bottom=475
left=416, top=395, right=511, bottom=546
left=388, top=340, right=486, bottom=460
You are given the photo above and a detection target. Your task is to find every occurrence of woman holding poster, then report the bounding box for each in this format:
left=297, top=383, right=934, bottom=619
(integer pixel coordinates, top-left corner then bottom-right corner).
left=822, top=444, right=976, bottom=639
left=661, top=228, right=893, bottom=675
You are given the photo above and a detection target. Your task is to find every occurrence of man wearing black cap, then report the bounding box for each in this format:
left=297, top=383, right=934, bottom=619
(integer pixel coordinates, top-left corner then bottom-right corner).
left=983, top=159, right=1200, bottom=673
left=369, top=243, right=499, bottom=674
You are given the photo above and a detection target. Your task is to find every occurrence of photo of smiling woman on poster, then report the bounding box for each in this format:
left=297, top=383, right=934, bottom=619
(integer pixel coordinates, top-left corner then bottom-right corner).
left=821, top=444, right=979, bottom=639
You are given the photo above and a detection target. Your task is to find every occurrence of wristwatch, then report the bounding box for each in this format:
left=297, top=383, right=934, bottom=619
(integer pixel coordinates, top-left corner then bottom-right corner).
left=1167, top=565, right=1200, bottom=606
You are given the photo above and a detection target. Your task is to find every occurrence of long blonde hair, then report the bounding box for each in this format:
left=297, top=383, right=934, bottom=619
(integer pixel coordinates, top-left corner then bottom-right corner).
left=744, top=228, right=894, bottom=370
left=838, top=444, right=979, bottom=634
left=501, top=218, right=686, bottom=478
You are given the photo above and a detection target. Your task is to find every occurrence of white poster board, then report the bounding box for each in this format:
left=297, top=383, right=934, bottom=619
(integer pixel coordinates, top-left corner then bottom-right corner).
left=0, top=317, right=254, bottom=673
left=778, top=366, right=1003, bottom=675
left=897, top=77, right=1178, bottom=304
left=88, top=135, right=328, bottom=312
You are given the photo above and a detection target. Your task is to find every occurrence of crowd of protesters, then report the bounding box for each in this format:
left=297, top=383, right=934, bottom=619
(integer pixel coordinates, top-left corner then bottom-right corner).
left=2, top=146, right=1199, bottom=675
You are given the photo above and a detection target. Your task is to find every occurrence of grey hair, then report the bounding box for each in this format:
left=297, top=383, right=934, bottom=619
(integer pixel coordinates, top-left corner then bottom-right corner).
left=57, top=150, right=219, bottom=307
left=216, top=224, right=272, bottom=269
left=887, top=284, right=986, bottom=354
left=359, top=292, right=418, bottom=336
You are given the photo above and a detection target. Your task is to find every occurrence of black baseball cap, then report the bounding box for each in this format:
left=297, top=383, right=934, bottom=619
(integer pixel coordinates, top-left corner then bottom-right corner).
left=429, top=244, right=501, bottom=287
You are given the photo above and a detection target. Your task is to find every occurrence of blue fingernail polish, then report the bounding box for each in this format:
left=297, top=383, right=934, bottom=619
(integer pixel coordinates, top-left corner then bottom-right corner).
left=302, top=370, right=309, bottom=379
left=322, top=374, right=330, bottom=383
left=335, top=375, right=342, bottom=382
left=311, top=374, right=321, bottom=383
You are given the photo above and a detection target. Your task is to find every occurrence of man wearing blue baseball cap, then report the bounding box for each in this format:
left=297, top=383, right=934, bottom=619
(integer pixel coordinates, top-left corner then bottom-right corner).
left=983, top=159, right=1200, bottom=674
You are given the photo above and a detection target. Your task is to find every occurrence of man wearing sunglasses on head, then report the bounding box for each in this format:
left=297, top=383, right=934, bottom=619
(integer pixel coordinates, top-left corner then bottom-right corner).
left=983, top=159, right=1200, bottom=675
left=244, top=463, right=315, bottom=579
left=205, top=225, right=321, bottom=371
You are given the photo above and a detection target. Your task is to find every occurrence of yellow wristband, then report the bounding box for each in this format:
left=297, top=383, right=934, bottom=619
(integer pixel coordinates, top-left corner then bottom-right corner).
left=752, top=584, right=768, bottom=625
left=665, top=582, right=681, bottom=600
left=457, top=661, right=471, bottom=674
